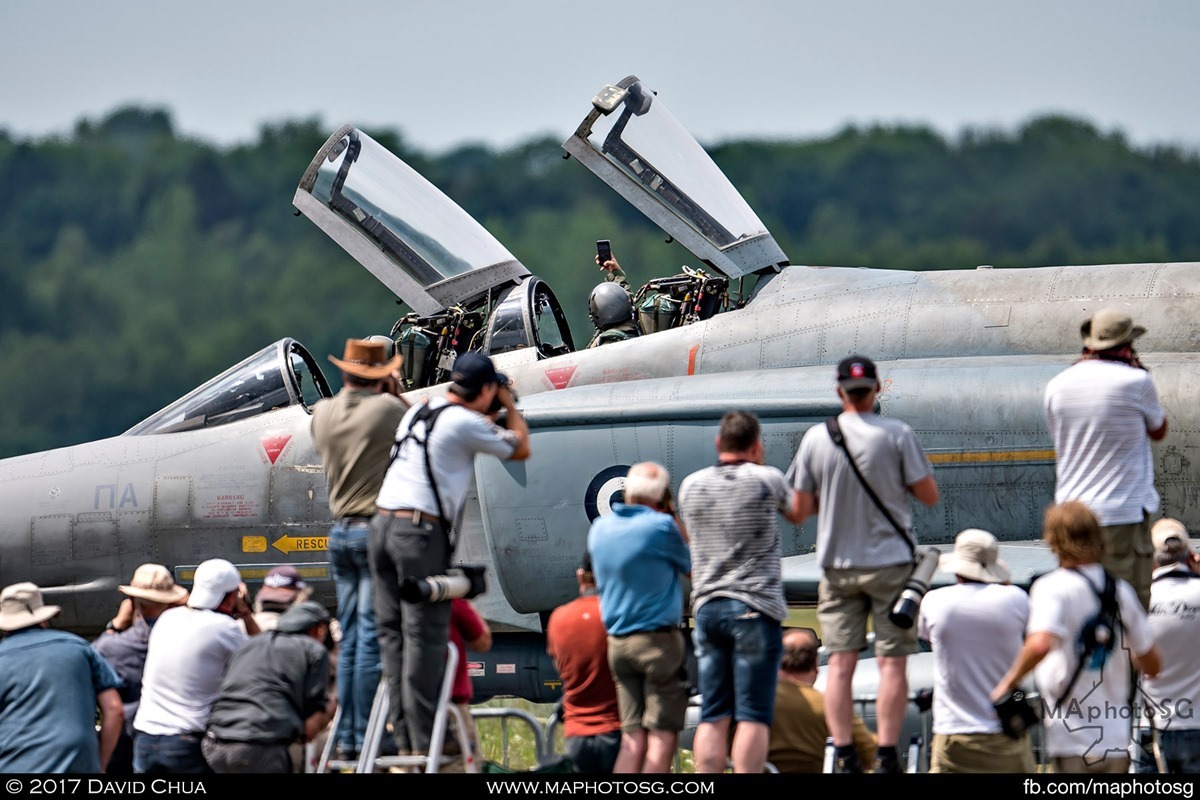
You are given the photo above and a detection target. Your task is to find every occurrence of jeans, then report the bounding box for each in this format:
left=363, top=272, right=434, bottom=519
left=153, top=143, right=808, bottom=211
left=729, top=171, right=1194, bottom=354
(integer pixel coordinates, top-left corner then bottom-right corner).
left=330, top=517, right=381, bottom=753
left=1157, top=728, right=1200, bottom=774
left=368, top=512, right=452, bottom=753
left=692, top=597, right=782, bottom=726
left=133, top=733, right=213, bottom=774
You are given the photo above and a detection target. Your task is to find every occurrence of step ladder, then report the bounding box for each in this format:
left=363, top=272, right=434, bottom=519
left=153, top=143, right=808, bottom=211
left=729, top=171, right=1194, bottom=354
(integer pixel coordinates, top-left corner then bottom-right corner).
left=317, top=645, right=479, bottom=773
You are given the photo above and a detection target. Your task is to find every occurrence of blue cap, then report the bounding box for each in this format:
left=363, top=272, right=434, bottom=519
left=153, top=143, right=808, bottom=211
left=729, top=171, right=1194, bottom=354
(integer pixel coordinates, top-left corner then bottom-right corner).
left=451, top=352, right=508, bottom=391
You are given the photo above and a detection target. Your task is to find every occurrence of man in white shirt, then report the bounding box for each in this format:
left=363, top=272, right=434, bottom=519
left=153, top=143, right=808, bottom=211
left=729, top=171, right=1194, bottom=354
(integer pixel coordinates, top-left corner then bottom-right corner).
left=371, top=352, right=530, bottom=755
left=133, top=558, right=259, bottom=773
left=1141, top=518, right=1200, bottom=773
left=993, top=501, right=1161, bottom=774
left=918, top=528, right=1034, bottom=773
left=1044, top=308, right=1168, bottom=609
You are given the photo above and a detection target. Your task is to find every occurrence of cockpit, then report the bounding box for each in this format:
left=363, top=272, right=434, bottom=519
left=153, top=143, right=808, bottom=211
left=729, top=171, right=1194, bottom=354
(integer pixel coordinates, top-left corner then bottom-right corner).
left=285, top=76, right=788, bottom=392
left=124, top=339, right=331, bottom=435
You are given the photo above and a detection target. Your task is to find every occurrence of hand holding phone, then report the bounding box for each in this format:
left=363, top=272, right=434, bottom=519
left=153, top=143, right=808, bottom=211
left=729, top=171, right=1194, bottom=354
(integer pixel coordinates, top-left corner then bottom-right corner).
left=596, top=239, right=612, bottom=268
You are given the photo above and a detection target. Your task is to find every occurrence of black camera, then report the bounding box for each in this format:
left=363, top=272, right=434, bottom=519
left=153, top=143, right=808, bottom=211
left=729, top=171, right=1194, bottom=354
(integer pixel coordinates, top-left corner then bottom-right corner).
left=888, top=546, right=941, bottom=629
left=400, top=564, right=487, bottom=604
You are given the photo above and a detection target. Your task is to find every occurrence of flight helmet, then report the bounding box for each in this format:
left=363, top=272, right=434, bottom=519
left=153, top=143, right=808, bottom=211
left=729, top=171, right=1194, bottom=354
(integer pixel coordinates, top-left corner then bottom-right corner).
left=589, top=282, right=634, bottom=330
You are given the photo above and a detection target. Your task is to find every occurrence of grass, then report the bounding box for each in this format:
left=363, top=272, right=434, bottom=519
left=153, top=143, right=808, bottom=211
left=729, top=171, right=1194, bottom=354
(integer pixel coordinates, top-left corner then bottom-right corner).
left=475, top=607, right=822, bottom=772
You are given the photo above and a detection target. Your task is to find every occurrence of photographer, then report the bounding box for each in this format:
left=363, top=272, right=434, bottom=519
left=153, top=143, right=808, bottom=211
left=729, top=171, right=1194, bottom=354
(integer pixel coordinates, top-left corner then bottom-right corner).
left=132, top=558, right=260, bottom=773
left=786, top=356, right=938, bottom=773
left=371, top=351, right=530, bottom=756
left=311, top=336, right=407, bottom=761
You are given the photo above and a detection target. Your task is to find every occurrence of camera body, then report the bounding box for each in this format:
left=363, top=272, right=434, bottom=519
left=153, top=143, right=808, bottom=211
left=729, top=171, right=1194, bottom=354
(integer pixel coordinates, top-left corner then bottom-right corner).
left=400, top=564, right=487, bottom=604
left=888, top=546, right=941, bottom=629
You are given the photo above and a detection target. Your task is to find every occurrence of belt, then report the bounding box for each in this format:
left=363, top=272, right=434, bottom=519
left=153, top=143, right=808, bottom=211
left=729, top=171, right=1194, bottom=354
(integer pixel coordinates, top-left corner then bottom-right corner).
left=612, top=625, right=676, bottom=638
left=376, top=508, right=447, bottom=526
left=341, top=513, right=373, bottom=520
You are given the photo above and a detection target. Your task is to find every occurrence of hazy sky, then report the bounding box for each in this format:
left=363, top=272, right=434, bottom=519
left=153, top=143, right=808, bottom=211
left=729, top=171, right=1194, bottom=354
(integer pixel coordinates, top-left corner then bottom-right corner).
left=2, top=1, right=1198, bottom=154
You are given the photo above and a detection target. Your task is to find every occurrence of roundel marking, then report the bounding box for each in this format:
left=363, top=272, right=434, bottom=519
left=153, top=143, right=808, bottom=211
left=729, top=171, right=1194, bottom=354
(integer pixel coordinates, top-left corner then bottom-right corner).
left=584, top=465, right=631, bottom=523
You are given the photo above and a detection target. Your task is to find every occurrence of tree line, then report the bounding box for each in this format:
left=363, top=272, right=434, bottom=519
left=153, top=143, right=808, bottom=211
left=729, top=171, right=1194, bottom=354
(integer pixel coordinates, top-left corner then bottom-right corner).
left=1, top=106, right=1198, bottom=458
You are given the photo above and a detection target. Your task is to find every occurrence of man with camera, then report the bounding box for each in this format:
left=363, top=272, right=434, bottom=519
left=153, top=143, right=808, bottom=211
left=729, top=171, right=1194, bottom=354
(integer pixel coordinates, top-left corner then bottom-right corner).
left=917, top=529, right=1034, bottom=773
left=311, top=336, right=407, bottom=761
left=1044, top=309, right=1168, bottom=610
left=371, top=351, right=530, bottom=758
left=678, top=411, right=804, bottom=774
left=992, top=501, right=1159, bottom=774
left=132, top=558, right=260, bottom=773
left=1132, top=518, right=1200, bottom=773
left=786, top=356, right=939, bottom=773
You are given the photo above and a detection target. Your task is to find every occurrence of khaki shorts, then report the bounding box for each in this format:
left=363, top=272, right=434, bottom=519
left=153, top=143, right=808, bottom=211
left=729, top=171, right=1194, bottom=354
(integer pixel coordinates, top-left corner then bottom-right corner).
left=817, top=564, right=919, bottom=657
left=607, top=629, right=689, bottom=733
left=1101, top=517, right=1152, bottom=611
left=931, top=732, right=1036, bottom=773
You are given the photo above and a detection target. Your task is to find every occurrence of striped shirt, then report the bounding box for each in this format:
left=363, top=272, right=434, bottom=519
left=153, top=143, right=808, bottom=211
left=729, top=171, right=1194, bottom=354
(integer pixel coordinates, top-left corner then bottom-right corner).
left=678, top=462, right=793, bottom=621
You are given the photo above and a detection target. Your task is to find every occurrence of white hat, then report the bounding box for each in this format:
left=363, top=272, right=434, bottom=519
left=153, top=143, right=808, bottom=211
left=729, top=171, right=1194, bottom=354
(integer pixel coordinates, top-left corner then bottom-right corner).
left=0, top=582, right=62, bottom=632
left=939, top=528, right=1011, bottom=584
left=1151, top=518, right=1192, bottom=556
left=187, top=559, right=242, bottom=610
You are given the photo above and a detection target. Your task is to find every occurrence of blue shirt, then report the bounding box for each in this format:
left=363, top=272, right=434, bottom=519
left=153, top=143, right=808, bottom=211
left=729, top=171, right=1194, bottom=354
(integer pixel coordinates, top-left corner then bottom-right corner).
left=587, top=503, right=691, bottom=636
left=0, top=627, right=121, bottom=773
left=92, top=616, right=153, bottom=741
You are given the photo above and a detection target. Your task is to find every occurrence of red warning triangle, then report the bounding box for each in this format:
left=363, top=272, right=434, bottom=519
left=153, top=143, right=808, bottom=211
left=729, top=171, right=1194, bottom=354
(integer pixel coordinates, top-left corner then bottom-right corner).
left=545, top=365, right=577, bottom=390
left=261, top=434, right=292, bottom=464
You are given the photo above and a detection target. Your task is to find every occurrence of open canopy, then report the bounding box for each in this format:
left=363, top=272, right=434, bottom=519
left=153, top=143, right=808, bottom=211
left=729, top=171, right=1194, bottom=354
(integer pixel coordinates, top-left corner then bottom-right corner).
left=562, top=75, right=788, bottom=279
left=293, top=126, right=530, bottom=316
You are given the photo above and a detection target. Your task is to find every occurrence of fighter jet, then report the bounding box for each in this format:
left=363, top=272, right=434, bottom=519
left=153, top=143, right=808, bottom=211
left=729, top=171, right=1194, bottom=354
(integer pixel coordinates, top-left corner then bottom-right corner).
left=1, top=75, right=1196, bottom=709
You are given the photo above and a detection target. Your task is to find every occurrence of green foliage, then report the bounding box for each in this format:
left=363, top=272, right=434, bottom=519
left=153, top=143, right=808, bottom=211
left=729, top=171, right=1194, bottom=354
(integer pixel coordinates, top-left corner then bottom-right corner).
left=2, top=108, right=1199, bottom=457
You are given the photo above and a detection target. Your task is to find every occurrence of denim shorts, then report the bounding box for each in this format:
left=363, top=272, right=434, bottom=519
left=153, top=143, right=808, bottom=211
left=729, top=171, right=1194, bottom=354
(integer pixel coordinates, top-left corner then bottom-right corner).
left=692, top=597, right=782, bottom=726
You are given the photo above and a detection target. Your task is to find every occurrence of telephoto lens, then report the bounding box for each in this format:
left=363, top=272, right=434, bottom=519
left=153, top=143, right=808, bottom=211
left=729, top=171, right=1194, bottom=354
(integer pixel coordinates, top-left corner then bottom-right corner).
left=888, top=547, right=941, bottom=629
left=399, top=564, right=488, bottom=604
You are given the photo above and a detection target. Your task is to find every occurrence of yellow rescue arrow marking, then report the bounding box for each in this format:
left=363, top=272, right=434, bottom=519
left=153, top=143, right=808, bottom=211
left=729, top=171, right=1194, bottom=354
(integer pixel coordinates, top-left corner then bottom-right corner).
left=271, top=534, right=329, bottom=554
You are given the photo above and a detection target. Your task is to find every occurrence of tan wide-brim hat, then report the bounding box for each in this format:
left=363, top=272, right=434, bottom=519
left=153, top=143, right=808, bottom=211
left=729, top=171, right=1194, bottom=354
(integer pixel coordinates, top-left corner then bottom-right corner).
left=328, top=338, right=402, bottom=381
left=119, top=563, right=189, bottom=605
left=1081, top=308, right=1146, bottom=351
left=938, top=528, right=1011, bottom=584
left=0, top=582, right=62, bottom=632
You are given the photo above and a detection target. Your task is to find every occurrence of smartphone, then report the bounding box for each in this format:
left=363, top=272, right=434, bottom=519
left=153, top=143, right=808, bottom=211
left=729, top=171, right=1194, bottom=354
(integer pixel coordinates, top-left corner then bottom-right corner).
left=596, top=239, right=612, bottom=266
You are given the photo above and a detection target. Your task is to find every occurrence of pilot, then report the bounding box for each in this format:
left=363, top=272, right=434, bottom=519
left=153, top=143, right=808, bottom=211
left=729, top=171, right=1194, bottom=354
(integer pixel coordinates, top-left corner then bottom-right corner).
left=587, top=252, right=640, bottom=348
left=587, top=282, right=639, bottom=348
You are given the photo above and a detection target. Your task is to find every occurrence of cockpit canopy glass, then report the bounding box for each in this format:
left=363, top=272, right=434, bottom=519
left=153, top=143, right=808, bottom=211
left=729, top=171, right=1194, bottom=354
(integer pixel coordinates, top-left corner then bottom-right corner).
left=295, top=127, right=529, bottom=315
left=124, top=339, right=332, bottom=435
left=564, top=76, right=787, bottom=278
left=588, top=82, right=766, bottom=248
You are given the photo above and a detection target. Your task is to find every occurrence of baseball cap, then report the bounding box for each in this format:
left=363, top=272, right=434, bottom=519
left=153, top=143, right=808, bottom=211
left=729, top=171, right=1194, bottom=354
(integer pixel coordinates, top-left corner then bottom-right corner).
left=836, top=355, right=879, bottom=391
left=187, top=558, right=242, bottom=610
left=257, top=565, right=307, bottom=605
left=276, top=601, right=331, bottom=634
left=1151, top=518, right=1191, bottom=556
left=450, top=352, right=508, bottom=392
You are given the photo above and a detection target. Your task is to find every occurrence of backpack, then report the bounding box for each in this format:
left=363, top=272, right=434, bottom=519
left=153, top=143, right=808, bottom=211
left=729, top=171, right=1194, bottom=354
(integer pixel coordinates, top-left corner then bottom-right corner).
left=1052, top=568, right=1121, bottom=714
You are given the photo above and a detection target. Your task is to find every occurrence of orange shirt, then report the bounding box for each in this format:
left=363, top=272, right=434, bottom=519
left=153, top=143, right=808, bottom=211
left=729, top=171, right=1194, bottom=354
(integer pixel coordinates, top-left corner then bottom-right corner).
left=546, top=594, right=621, bottom=738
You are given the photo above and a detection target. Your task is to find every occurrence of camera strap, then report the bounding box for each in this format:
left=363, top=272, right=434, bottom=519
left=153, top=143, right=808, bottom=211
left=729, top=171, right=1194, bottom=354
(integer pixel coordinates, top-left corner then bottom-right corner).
left=388, top=400, right=455, bottom=554
left=824, top=416, right=916, bottom=560
left=1052, top=568, right=1120, bottom=715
